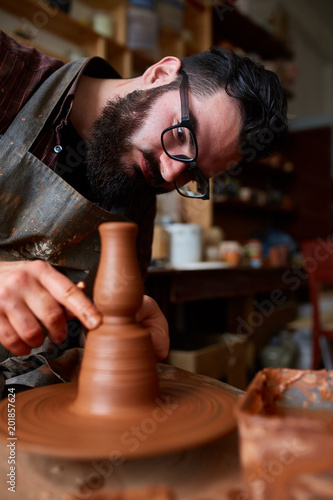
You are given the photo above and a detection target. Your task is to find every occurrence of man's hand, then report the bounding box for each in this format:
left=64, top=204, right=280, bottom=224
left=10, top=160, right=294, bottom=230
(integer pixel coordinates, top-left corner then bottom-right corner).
left=0, top=260, right=102, bottom=355
left=0, top=261, right=169, bottom=361
left=135, top=295, right=170, bottom=361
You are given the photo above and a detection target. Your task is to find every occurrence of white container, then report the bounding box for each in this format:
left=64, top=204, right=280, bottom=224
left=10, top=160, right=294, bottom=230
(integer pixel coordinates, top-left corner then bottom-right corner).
left=164, top=223, right=202, bottom=266
left=92, top=11, right=113, bottom=37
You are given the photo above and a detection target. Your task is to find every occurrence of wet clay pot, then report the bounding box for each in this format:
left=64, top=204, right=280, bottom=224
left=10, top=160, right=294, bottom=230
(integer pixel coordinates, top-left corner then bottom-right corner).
left=72, top=222, right=160, bottom=415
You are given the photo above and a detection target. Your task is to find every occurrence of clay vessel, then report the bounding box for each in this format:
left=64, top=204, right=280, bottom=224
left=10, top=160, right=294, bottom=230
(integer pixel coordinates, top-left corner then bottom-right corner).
left=71, top=222, right=160, bottom=416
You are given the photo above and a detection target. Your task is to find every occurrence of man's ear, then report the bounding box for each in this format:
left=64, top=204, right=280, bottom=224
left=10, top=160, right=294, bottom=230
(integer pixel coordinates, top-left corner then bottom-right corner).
left=141, top=57, right=181, bottom=87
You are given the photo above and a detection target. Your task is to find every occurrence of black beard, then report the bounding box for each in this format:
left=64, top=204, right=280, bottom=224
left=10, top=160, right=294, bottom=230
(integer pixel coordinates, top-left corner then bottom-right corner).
left=85, top=84, right=177, bottom=213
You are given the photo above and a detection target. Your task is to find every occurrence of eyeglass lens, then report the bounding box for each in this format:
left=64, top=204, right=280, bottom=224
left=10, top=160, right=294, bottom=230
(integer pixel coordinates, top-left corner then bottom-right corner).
left=175, top=167, right=207, bottom=197
left=162, top=126, right=196, bottom=161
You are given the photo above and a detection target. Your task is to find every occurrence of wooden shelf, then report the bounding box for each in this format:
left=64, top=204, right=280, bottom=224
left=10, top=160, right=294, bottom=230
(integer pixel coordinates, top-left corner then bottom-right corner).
left=78, top=0, right=121, bottom=8
left=2, top=0, right=99, bottom=45
left=213, top=3, right=293, bottom=60
left=213, top=197, right=295, bottom=215
left=159, top=29, right=186, bottom=59
left=238, top=160, right=295, bottom=179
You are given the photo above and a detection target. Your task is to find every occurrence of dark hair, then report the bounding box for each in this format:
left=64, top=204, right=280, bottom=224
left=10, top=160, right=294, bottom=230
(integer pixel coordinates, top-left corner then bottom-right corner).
left=180, top=47, right=288, bottom=161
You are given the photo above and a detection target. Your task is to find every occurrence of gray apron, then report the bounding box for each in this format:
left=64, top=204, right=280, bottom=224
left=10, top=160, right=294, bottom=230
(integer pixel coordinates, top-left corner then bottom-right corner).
left=0, top=59, right=129, bottom=396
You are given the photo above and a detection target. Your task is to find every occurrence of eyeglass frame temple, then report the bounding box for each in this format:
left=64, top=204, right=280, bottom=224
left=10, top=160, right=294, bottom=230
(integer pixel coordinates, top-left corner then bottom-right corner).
left=178, top=70, right=210, bottom=200
left=179, top=69, right=189, bottom=120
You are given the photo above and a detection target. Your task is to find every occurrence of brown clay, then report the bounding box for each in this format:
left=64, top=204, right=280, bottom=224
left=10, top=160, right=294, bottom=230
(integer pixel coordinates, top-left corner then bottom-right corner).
left=236, top=368, right=333, bottom=500
left=0, top=222, right=237, bottom=459
left=71, top=222, right=160, bottom=415
left=67, top=485, right=176, bottom=500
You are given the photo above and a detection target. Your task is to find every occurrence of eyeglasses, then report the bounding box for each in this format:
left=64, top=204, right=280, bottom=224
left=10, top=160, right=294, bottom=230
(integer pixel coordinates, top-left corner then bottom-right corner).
left=161, top=69, right=210, bottom=200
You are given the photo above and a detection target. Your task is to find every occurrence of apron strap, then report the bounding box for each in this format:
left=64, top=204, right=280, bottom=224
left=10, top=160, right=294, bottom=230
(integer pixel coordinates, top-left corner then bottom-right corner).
left=3, top=58, right=88, bottom=149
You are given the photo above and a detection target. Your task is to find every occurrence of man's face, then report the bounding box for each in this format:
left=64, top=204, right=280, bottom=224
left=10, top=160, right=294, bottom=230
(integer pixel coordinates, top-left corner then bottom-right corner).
left=86, top=83, right=242, bottom=210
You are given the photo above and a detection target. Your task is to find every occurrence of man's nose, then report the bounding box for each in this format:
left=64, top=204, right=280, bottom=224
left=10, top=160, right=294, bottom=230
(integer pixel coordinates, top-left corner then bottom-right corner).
left=160, top=153, right=186, bottom=183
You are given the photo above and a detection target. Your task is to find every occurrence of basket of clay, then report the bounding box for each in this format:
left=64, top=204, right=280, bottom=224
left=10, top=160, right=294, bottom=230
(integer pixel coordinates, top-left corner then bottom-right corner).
left=235, top=368, right=333, bottom=500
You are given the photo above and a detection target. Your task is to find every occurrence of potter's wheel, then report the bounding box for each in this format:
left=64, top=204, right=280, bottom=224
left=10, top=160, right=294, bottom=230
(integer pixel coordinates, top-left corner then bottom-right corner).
left=0, top=223, right=237, bottom=459
left=0, top=369, right=236, bottom=459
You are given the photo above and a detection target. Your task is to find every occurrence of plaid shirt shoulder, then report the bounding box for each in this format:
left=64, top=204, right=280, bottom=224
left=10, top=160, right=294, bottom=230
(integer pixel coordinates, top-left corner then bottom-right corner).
left=0, top=30, right=64, bottom=134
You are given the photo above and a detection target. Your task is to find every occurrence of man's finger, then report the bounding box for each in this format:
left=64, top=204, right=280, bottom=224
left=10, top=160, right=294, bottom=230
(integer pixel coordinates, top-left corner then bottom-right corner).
left=32, top=261, right=102, bottom=330
left=0, top=316, right=31, bottom=355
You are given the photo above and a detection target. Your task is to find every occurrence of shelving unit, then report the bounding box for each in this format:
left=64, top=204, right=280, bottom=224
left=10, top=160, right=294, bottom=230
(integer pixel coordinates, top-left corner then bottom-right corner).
left=212, top=123, right=332, bottom=246
left=214, top=198, right=294, bottom=216
left=212, top=5, right=293, bottom=60
left=212, top=159, right=296, bottom=242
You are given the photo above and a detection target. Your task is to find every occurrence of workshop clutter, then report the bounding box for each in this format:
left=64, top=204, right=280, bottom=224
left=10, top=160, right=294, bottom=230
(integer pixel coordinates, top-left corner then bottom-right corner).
left=150, top=223, right=261, bottom=268
left=219, top=240, right=244, bottom=266
left=127, top=0, right=185, bottom=53
left=151, top=222, right=295, bottom=268
left=127, top=0, right=159, bottom=52
left=168, top=333, right=252, bottom=390
left=64, top=0, right=187, bottom=58
left=236, top=368, right=333, bottom=498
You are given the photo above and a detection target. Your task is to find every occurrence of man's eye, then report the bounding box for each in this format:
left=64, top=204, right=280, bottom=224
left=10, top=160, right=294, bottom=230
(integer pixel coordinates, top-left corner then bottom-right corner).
left=176, top=127, right=186, bottom=145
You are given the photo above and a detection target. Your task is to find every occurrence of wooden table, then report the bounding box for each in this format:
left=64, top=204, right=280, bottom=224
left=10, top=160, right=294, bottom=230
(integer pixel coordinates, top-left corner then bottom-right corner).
left=146, top=264, right=299, bottom=353
left=146, top=265, right=295, bottom=305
